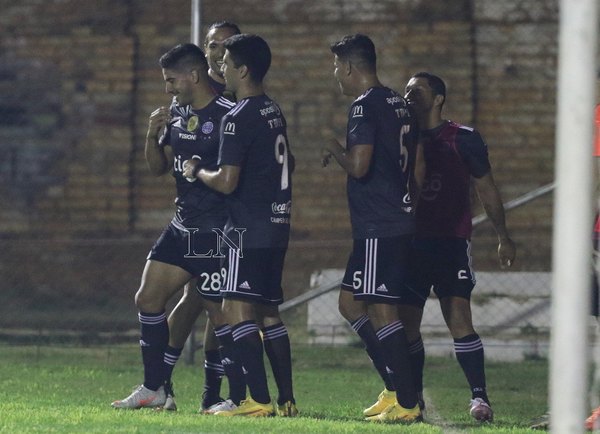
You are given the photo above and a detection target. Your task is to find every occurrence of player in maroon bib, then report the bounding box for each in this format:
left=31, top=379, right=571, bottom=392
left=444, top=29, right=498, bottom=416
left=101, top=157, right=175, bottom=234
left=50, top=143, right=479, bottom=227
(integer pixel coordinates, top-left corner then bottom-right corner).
left=402, top=72, right=516, bottom=423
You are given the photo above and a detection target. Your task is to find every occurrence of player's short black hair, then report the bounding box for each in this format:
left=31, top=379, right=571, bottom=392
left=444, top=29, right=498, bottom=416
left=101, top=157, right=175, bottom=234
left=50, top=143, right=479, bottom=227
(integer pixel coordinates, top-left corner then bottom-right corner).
left=207, top=20, right=241, bottom=36
left=330, top=34, right=376, bottom=72
left=159, top=43, right=208, bottom=73
left=223, top=34, right=271, bottom=83
left=412, top=72, right=446, bottom=100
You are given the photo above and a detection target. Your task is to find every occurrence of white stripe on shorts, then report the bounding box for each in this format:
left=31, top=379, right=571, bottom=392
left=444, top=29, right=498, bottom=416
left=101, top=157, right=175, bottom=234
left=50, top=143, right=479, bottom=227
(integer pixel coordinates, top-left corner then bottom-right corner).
left=226, top=247, right=240, bottom=293
left=363, top=238, right=378, bottom=295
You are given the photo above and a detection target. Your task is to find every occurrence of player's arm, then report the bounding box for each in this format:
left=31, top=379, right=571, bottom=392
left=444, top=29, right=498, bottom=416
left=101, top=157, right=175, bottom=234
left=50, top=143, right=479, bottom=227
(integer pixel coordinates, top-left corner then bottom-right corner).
left=144, top=106, right=172, bottom=176
left=474, top=171, right=516, bottom=268
left=183, top=163, right=241, bottom=195
left=322, top=138, right=373, bottom=179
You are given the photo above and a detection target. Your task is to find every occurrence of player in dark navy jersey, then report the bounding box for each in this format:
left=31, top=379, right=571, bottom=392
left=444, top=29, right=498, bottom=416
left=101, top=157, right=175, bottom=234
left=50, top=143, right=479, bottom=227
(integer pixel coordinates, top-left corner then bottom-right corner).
left=402, top=72, right=516, bottom=423
left=162, top=22, right=243, bottom=415
left=111, top=43, right=245, bottom=411
left=322, top=34, right=422, bottom=424
left=184, top=34, right=297, bottom=417
left=204, top=21, right=240, bottom=99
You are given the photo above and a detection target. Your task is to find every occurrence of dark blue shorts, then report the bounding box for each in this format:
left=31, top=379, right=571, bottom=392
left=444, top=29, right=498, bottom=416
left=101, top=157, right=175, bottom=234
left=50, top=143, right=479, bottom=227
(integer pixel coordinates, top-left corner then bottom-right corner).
left=221, top=247, right=287, bottom=306
left=147, top=223, right=224, bottom=300
left=403, top=237, right=476, bottom=308
left=341, top=235, right=413, bottom=304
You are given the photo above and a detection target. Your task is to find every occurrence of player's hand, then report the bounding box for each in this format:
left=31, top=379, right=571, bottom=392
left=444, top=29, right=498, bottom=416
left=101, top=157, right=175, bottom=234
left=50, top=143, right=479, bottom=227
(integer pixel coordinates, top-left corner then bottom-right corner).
left=321, top=138, right=339, bottom=167
left=498, top=237, right=516, bottom=269
left=182, top=158, right=201, bottom=180
left=147, top=106, right=171, bottom=136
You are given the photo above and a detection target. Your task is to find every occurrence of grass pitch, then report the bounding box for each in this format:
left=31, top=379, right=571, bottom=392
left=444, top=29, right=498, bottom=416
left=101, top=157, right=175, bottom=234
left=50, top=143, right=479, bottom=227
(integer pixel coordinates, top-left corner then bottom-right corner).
left=0, top=343, right=548, bottom=433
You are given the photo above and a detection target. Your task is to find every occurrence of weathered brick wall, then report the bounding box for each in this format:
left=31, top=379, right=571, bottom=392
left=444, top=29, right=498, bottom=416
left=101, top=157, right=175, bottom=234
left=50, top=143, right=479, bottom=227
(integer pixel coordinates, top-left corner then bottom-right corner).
left=0, top=0, right=559, bottom=303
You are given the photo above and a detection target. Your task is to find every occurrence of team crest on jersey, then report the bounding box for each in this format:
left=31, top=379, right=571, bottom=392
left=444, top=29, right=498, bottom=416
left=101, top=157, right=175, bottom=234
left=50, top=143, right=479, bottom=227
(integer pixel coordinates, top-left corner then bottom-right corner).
left=201, top=121, right=214, bottom=134
left=187, top=116, right=199, bottom=132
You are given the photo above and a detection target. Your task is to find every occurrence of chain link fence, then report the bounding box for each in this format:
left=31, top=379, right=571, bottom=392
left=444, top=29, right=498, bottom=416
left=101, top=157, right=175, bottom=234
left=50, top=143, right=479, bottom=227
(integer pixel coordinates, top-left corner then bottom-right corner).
left=0, top=189, right=556, bottom=362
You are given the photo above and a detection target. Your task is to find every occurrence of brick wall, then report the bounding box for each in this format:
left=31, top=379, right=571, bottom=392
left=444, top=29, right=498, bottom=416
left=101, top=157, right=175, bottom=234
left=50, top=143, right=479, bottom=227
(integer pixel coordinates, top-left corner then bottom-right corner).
left=0, top=0, right=558, bottom=283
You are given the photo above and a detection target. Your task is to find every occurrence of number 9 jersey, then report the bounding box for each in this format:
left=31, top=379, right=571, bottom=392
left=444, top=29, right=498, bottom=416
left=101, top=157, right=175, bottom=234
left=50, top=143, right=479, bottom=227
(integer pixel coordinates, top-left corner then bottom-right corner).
left=217, top=94, right=294, bottom=248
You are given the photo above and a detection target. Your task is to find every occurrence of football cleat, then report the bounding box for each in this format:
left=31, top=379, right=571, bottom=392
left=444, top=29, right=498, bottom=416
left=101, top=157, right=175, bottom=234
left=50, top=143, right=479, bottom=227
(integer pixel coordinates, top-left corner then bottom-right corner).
left=366, top=402, right=422, bottom=423
left=214, top=397, right=274, bottom=417
left=529, top=412, right=550, bottom=430
left=201, top=390, right=225, bottom=412
left=276, top=400, right=298, bottom=417
left=469, top=397, right=494, bottom=422
left=201, top=399, right=237, bottom=415
left=585, top=406, right=600, bottom=430
left=363, top=388, right=397, bottom=417
left=161, top=382, right=177, bottom=411
left=111, top=385, right=166, bottom=409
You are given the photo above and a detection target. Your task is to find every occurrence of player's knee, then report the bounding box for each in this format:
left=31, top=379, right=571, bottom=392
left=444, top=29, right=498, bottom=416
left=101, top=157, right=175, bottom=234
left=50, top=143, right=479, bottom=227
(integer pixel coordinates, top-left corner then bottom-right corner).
left=134, top=287, right=163, bottom=312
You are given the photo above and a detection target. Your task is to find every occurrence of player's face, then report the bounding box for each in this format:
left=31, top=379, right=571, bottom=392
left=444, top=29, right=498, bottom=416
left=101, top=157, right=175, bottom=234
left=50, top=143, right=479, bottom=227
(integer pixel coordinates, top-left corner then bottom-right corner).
left=221, top=50, right=239, bottom=94
left=333, top=55, right=350, bottom=96
left=205, top=27, right=237, bottom=78
left=162, top=68, right=194, bottom=106
left=404, top=77, right=435, bottom=115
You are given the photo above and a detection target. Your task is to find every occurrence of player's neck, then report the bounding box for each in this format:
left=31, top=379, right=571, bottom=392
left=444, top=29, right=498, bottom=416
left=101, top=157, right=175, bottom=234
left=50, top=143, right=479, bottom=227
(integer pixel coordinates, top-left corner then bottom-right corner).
left=189, top=83, right=216, bottom=110
left=421, top=112, right=444, bottom=131
left=235, top=82, right=265, bottom=101
left=355, top=76, right=382, bottom=97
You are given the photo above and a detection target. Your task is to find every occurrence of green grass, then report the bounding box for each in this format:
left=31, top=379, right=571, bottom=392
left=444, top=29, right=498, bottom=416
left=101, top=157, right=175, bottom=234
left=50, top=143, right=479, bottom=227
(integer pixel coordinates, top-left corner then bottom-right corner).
left=0, top=343, right=548, bottom=433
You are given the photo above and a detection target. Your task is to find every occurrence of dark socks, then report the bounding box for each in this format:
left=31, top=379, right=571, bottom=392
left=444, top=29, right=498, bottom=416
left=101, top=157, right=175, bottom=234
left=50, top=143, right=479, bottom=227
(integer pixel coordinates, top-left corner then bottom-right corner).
left=163, top=345, right=182, bottom=388
left=262, top=322, right=295, bottom=405
left=232, top=320, right=270, bottom=404
left=214, top=324, right=246, bottom=405
left=139, top=311, right=169, bottom=391
left=202, top=348, right=224, bottom=406
left=350, top=315, right=394, bottom=391
left=454, top=333, right=489, bottom=403
left=376, top=320, right=417, bottom=409
left=408, top=336, right=425, bottom=395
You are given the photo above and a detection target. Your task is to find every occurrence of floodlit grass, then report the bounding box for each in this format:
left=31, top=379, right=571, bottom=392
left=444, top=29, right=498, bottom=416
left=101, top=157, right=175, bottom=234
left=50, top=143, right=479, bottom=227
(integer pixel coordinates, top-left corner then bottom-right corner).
left=0, top=343, right=548, bottom=433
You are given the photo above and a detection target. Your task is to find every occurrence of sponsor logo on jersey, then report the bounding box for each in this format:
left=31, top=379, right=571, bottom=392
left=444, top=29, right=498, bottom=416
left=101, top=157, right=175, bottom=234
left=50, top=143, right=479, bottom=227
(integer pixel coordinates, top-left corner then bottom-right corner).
left=386, top=95, right=403, bottom=105
left=179, top=132, right=197, bottom=140
left=271, top=200, right=292, bottom=215
left=187, top=115, right=199, bottom=132
left=260, top=103, right=281, bottom=117
left=224, top=121, right=236, bottom=135
left=239, top=281, right=251, bottom=290
left=201, top=121, right=214, bottom=134
left=352, top=105, right=363, bottom=118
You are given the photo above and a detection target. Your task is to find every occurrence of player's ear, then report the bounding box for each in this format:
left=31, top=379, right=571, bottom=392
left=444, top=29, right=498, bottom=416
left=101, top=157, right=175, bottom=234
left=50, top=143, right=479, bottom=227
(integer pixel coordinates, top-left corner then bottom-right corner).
left=238, top=64, right=249, bottom=80
left=190, top=68, right=200, bottom=84
left=434, top=94, right=445, bottom=108
left=345, top=60, right=352, bottom=76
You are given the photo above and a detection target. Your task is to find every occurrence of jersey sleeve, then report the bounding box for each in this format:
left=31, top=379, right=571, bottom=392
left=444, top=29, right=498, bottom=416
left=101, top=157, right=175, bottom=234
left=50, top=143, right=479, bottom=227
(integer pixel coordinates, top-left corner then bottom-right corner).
left=218, top=113, right=249, bottom=167
left=457, top=129, right=491, bottom=178
left=346, top=100, right=376, bottom=148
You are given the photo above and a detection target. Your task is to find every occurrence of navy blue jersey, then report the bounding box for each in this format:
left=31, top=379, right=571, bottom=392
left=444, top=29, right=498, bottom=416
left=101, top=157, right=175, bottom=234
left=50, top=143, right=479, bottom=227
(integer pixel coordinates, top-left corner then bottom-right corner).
left=345, top=87, right=417, bottom=239
left=218, top=95, right=293, bottom=248
left=159, top=96, right=235, bottom=231
left=416, top=120, right=491, bottom=238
